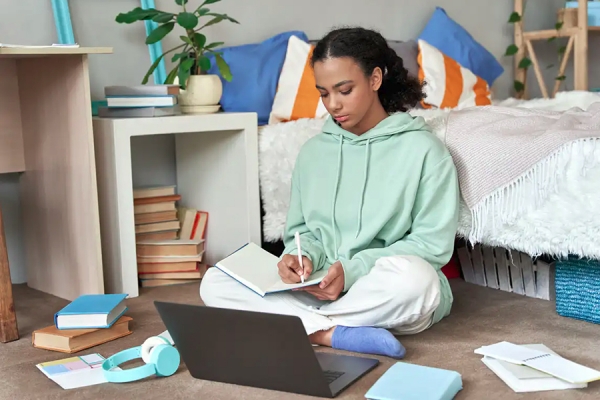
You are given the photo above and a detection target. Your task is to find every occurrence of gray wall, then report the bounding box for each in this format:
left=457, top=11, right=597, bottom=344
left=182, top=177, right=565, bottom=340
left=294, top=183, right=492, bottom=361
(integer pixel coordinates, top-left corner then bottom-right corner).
left=1, top=0, right=598, bottom=283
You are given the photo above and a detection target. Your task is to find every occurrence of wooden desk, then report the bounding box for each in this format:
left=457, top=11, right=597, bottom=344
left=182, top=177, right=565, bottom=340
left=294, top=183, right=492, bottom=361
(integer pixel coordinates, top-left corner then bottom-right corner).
left=0, top=205, right=17, bottom=342
left=0, top=47, right=112, bottom=304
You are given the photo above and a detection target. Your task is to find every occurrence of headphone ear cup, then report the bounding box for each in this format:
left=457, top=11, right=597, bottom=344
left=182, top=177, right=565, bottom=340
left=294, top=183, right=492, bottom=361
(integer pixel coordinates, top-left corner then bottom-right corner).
left=141, top=336, right=170, bottom=364
left=150, top=344, right=181, bottom=377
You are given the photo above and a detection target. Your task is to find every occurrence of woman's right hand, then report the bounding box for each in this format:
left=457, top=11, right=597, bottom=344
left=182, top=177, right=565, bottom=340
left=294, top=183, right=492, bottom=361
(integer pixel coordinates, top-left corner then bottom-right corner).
left=277, top=254, right=313, bottom=283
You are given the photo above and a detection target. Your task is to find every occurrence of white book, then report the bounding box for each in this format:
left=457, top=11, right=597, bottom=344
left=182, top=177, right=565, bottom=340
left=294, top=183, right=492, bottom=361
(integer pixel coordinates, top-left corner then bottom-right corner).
left=475, top=341, right=600, bottom=384
left=214, top=242, right=326, bottom=296
left=105, top=95, right=177, bottom=108
left=481, top=344, right=587, bottom=392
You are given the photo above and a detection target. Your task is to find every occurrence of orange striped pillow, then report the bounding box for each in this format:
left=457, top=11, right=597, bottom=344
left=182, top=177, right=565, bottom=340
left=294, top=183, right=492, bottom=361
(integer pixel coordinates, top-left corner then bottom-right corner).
left=268, top=35, right=328, bottom=124
left=417, top=39, right=491, bottom=109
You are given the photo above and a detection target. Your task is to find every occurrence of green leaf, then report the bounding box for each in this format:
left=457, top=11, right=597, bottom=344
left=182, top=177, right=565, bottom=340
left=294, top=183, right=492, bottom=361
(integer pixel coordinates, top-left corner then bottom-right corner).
left=177, top=12, right=198, bottom=29
left=555, top=21, right=564, bottom=30
left=195, top=7, right=210, bottom=16
left=152, top=13, right=175, bottom=23
left=198, top=55, right=211, bottom=72
left=180, top=35, right=194, bottom=46
left=165, top=66, right=179, bottom=84
left=146, top=22, right=175, bottom=44
left=172, top=52, right=188, bottom=62
left=180, top=57, right=195, bottom=73
left=116, top=7, right=160, bottom=23
left=214, top=52, right=232, bottom=81
left=514, top=80, right=525, bottom=93
left=556, top=75, right=566, bottom=81
left=558, top=45, right=567, bottom=54
left=193, top=33, right=207, bottom=48
left=505, top=44, right=519, bottom=56
left=141, top=53, right=166, bottom=84
left=178, top=60, right=193, bottom=89
left=205, top=41, right=224, bottom=50
left=204, top=13, right=240, bottom=27
left=508, top=12, right=521, bottom=23
left=546, top=64, right=555, bottom=69
left=548, top=36, right=557, bottom=42
left=518, top=57, right=532, bottom=69
left=176, top=0, right=188, bottom=5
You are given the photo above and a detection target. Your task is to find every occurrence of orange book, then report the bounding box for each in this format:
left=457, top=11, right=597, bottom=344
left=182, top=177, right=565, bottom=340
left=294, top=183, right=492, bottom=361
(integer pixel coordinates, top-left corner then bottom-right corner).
left=32, top=316, right=133, bottom=354
left=133, top=194, right=181, bottom=206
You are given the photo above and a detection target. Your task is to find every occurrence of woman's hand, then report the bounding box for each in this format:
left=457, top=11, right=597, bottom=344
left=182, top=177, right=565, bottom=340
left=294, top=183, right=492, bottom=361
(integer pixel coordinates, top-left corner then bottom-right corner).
left=278, top=254, right=313, bottom=283
left=297, top=261, right=345, bottom=301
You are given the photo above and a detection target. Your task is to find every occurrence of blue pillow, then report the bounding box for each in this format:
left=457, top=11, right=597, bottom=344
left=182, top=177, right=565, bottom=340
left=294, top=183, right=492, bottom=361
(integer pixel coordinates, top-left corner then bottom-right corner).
left=418, top=7, right=503, bottom=87
left=207, top=31, right=309, bottom=125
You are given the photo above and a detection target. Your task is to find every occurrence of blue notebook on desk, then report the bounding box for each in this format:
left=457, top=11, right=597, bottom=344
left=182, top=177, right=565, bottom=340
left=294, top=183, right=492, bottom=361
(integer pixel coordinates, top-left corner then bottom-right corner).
left=365, top=362, right=463, bottom=400
left=54, top=293, right=128, bottom=330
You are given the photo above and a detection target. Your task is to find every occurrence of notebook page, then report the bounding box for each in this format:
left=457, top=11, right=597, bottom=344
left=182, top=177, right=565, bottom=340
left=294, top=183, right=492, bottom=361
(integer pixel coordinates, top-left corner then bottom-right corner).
left=526, top=355, right=600, bottom=384
left=214, top=242, right=281, bottom=295
left=475, top=341, right=546, bottom=364
left=267, top=269, right=328, bottom=293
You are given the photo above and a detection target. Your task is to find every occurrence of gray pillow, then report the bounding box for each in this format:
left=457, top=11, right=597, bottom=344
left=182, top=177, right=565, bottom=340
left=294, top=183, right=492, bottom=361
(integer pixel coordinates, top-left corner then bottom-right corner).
left=309, top=39, right=419, bottom=79
left=387, top=40, right=419, bottom=79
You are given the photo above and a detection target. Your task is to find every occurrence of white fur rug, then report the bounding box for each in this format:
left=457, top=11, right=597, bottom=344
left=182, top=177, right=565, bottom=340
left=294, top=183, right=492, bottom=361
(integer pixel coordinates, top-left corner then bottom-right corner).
left=259, top=91, right=600, bottom=260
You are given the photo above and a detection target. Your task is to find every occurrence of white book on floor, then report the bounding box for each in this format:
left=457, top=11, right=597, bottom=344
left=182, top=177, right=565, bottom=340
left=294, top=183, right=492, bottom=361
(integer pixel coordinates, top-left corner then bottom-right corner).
left=475, top=341, right=600, bottom=384
left=214, top=242, right=326, bottom=296
left=480, top=344, right=587, bottom=392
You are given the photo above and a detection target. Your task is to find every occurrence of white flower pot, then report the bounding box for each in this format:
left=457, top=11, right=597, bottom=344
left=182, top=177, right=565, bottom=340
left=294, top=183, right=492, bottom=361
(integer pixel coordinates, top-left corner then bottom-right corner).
left=178, top=74, right=223, bottom=114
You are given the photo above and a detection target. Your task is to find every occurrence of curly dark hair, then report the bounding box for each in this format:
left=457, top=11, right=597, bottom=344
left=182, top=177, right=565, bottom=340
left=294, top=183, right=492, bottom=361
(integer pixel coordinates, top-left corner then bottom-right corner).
left=310, top=27, right=426, bottom=113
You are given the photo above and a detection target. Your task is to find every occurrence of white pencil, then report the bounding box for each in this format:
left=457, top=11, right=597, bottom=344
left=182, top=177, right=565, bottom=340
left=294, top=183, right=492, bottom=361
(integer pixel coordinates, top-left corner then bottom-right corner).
left=294, top=231, right=304, bottom=283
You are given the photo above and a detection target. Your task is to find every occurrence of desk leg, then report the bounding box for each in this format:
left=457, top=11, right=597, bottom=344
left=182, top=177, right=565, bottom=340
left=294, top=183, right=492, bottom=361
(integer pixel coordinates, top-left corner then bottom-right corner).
left=0, top=207, right=18, bottom=343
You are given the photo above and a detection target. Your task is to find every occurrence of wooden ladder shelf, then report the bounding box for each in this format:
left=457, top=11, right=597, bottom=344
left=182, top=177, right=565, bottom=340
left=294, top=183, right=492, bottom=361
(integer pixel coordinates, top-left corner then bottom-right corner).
left=514, top=0, right=595, bottom=98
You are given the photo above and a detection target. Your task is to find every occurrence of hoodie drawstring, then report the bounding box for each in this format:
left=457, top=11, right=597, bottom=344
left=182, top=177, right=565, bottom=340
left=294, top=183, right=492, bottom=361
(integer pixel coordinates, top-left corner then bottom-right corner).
left=331, top=135, right=343, bottom=259
left=331, top=135, right=371, bottom=258
left=355, top=138, right=370, bottom=238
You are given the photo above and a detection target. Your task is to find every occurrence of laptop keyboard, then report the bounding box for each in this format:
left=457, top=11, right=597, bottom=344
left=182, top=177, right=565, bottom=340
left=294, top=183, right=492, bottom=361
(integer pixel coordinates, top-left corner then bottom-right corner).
left=322, top=369, right=345, bottom=383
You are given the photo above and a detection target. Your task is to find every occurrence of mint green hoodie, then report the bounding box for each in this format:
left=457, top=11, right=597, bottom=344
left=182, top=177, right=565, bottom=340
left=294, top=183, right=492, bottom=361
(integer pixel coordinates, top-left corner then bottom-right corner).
left=282, top=113, right=460, bottom=324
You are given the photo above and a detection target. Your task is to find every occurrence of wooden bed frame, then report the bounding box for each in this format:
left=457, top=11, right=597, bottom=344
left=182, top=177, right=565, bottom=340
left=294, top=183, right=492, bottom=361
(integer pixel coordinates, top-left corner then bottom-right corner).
left=514, top=0, right=598, bottom=98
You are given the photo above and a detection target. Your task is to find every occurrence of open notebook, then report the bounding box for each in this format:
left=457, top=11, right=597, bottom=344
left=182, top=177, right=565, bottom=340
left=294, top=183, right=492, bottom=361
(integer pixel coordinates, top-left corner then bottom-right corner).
left=475, top=341, right=600, bottom=384
left=214, top=242, right=327, bottom=296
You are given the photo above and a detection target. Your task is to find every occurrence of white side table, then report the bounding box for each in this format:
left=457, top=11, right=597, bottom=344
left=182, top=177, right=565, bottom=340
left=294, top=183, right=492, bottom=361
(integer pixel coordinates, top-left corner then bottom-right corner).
left=92, top=112, right=261, bottom=298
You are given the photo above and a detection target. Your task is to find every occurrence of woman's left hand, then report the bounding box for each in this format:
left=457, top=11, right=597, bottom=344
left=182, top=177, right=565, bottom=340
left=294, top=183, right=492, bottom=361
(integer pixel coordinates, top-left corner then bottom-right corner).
left=296, top=261, right=345, bottom=301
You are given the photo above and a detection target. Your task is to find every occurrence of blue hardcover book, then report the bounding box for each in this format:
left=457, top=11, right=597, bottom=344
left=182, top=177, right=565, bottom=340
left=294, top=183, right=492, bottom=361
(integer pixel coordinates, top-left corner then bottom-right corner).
left=365, top=362, right=463, bottom=400
left=54, top=294, right=128, bottom=330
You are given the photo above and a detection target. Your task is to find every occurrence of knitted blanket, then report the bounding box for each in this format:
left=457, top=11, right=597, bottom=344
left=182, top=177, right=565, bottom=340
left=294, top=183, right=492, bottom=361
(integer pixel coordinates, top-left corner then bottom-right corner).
left=444, top=103, right=600, bottom=242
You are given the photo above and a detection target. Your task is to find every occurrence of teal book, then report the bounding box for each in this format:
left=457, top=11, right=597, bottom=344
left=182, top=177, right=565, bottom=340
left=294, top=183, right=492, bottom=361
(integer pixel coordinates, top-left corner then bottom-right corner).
left=54, top=294, right=128, bottom=330
left=365, top=362, right=463, bottom=400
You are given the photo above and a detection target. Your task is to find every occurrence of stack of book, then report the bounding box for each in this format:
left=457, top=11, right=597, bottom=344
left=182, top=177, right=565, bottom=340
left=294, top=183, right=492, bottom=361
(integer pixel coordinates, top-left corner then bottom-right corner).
left=32, top=294, right=132, bottom=354
left=98, top=84, right=181, bottom=118
left=137, top=238, right=207, bottom=287
left=476, top=341, right=599, bottom=393
left=134, top=185, right=181, bottom=241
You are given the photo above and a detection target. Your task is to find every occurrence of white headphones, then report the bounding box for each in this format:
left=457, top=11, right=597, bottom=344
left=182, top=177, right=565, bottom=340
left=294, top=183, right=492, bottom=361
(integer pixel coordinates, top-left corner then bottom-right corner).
left=102, top=335, right=180, bottom=383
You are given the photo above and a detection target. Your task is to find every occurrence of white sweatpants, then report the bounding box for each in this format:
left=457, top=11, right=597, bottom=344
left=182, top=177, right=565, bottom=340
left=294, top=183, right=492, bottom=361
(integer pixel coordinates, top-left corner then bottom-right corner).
left=200, top=255, right=441, bottom=336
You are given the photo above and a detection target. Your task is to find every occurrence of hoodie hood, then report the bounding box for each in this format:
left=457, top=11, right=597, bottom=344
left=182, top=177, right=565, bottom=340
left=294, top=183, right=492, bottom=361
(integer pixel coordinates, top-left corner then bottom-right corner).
left=322, top=112, right=431, bottom=144
left=321, top=112, right=432, bottom=254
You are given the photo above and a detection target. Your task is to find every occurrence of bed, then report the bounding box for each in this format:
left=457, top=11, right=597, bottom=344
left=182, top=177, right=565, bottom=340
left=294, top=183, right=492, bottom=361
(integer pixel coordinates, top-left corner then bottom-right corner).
left=259, top=90, right=600, bottom=263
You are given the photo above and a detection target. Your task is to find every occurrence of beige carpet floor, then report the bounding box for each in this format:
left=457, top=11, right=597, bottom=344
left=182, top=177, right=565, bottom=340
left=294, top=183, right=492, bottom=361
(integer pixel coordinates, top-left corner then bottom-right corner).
left=2, top=278, right=600, bottom=399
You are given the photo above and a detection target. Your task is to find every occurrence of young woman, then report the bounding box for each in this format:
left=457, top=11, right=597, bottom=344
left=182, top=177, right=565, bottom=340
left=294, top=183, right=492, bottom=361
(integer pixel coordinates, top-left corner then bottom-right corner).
left=200, top=27, right=460, bottom=359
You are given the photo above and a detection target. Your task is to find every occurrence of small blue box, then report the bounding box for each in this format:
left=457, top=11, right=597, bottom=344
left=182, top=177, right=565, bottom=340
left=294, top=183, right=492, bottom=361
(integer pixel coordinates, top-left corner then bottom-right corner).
left=565, top=1, right=600, bottom=26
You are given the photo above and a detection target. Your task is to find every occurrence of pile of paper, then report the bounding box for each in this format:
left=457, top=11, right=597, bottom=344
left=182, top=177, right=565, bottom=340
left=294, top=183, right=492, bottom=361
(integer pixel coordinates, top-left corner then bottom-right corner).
left=476, top=341, right=600, bottom=393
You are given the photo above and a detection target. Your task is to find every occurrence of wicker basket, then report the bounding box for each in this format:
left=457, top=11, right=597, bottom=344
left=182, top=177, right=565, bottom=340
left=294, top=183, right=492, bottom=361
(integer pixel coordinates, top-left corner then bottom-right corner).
left=456, top=242, right=554, bottom=300
left=555, top=257, right=600, bottom=324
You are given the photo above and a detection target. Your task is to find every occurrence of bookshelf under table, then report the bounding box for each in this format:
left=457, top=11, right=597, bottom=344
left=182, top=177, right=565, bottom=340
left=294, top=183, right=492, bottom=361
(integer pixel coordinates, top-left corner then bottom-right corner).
left=92, top=112, right=261, bottom=298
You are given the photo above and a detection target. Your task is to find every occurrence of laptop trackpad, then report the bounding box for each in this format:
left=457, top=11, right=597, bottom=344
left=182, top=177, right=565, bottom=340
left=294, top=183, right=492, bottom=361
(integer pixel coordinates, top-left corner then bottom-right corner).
left=314, top=351, right=379, bottom=394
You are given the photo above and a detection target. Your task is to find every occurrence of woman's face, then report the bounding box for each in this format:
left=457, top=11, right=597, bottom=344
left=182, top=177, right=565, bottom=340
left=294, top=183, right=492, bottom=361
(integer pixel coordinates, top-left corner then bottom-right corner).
left=313, top=56, right=382, bottom=133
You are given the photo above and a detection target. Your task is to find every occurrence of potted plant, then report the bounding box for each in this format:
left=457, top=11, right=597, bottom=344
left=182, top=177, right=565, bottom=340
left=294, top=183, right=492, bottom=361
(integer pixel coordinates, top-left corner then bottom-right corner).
left=116, top=0, right=238, bottom=113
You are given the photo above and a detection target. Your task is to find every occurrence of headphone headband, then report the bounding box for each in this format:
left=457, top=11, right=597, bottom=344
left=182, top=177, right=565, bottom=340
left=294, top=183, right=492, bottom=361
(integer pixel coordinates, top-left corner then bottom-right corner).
left=102, top=336, right=180, bottom=383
